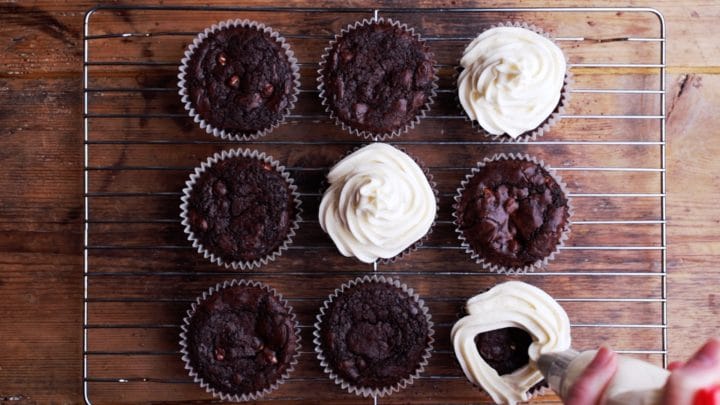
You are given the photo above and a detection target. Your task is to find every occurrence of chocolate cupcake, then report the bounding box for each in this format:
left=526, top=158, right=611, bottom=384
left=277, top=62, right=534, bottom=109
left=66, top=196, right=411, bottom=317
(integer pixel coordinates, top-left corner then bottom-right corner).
left=180, top=279, right=301, bottom=401
left=318, top=18, right=438, bottom=140
left=314, top=275, right=433, bottom=397
left=179, top=19, right=300, bottom=140
left=453, top=154, right=572, bottom=273
left=318, top=143, right=438, bottom=264
left=457, top=22, right=571, bottom=142
left=180, top=148, right=301, bottom=270
left=452, top=281, right=571, bottom=404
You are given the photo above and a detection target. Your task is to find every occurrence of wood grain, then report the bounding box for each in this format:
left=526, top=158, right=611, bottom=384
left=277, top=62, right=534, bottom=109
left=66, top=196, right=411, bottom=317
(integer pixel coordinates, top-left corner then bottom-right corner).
left=0, top=1, right=718, bottom=404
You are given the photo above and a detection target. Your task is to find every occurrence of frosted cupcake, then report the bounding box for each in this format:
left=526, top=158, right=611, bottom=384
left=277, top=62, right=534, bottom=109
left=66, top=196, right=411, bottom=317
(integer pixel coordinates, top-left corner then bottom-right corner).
left=457, top=23, right=569, bottom=141
left=318, top=143, right=437, bottom=263
left=452, top=281, right=571, bottom=404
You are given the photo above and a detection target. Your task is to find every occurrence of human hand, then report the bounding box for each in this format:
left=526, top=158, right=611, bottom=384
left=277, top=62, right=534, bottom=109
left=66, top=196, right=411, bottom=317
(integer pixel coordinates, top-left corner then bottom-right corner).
left=564, top=339, right=720, bottom=405
left=664, top=338, right=720, bottom=405
left=564, top=345, right=618, bottom=405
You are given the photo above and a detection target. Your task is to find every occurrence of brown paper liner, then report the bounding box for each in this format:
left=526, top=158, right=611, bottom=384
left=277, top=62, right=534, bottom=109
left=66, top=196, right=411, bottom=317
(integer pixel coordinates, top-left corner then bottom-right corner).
left=452, top=153, right=574, bottom=274
left=179, top=279, right=301, bottom=401
left=456, top=21, right=573, bottom=143
left=180, top=148, right=302, bottom=270
left=317, top=17, right=439, bottom=141
left=313, top=275, right=434, bottom=397
left=178, top=19, right=300, bottom=141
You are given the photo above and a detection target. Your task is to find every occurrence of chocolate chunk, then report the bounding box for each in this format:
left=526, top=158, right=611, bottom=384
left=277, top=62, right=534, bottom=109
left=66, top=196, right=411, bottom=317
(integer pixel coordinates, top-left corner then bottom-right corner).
left=456, top=159, right=569, bottom=268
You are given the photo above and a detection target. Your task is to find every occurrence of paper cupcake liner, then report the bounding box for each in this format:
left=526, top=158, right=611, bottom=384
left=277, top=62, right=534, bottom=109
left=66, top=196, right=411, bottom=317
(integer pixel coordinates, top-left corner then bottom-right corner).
left=317, top=17, right=439, bottom=141
left=180, top=148, right=302, bottom=270
left=456, top=21, right=573, bottom=143
left=319, top=144, right=440, bottom=265
left=313, top=275, right=434, bottom=397
left=452, top=153, right=574, bottom=274
left=178, top=19, right=300, bottom=141
left=179, top=279, right=301, bottom=401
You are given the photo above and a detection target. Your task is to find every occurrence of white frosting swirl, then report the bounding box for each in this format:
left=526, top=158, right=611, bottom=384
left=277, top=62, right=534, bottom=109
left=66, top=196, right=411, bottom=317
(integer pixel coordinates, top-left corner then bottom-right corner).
left=451, top=281, right=571, bottom=404
left=319, top=143, right=436, bottom=263
left=458, top=26, right=566, bottom=138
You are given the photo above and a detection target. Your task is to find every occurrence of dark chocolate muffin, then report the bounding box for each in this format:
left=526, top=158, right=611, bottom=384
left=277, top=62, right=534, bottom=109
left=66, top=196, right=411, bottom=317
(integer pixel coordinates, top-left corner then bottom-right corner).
left=475, top=327, right=533, bottom=376
left=454, top=155, right=571, bottom=271
left=474, top=327, right=548, bottom=394
left=315, top=277, right=433, bottom=395
left=181, top=280, right=300, bottom=399
left=319, top=19, right=436, bottom=139
left=180, top=20, right=298, bottom=139
left=181, top=150, right=300, bottom=268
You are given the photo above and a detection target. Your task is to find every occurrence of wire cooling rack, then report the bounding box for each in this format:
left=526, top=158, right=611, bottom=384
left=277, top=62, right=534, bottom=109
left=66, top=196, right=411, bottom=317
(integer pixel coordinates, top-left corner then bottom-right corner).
left=83, top=6, right=666, bottom=404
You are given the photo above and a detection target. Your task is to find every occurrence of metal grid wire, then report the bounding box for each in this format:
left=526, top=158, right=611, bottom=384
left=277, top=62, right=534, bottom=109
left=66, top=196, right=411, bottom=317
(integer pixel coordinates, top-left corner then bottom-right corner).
left=83, top=6, right=667, bottom=403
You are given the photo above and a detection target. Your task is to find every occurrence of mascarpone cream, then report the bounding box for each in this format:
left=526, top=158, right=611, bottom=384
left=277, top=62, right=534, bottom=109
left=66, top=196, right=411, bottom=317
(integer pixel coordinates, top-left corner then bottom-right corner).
left=319, top=143, right=436, bottom=263
left=457, top=26, right=566, bottom=138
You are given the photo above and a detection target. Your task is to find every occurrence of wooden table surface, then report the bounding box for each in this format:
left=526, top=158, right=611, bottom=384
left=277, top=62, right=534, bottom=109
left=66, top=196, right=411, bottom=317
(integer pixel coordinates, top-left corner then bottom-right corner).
left=1, top=0, right=719, bottom=403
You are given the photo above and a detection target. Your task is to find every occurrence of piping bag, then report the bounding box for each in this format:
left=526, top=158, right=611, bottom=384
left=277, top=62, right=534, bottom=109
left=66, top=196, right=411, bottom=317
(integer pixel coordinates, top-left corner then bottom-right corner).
left=537, top=349, right=720, bottom=405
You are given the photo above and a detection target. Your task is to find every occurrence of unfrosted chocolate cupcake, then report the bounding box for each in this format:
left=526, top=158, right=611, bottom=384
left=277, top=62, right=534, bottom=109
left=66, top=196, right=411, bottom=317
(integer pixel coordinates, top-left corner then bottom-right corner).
left=180, top=279, right=300, bottom=401
left=453, top=154, right=571, bottom=273
left=314, top=276, right=433, bottom=397
left=179, top=19, right=299, bottom=140
left=318, top=18, right=437, bottom=140
left=180, top=149, right=301, bottom=270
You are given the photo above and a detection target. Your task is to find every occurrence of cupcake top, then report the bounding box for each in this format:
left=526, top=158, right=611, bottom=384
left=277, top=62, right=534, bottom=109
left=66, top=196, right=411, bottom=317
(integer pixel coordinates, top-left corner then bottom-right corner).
left=316, top=278, right=432, bottom=393
left=183, top=21, right=297, bottom=137
left=455, top=156, right=570, bottom=270
left=320, top=19, right=436, bottom=137
left=458, top=25, right=566, bottom=138
left=183, top=151, right=298, bottom=266
left=319, top=143, right=437, bottom=263
left=182, top=281, right=299, bottom=398
left=451, top=281, right=571, bottom=405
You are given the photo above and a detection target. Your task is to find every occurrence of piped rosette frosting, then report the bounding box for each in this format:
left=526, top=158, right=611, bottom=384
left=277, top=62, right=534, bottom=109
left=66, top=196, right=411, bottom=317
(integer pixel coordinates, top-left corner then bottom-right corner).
left=458, top=26, right=567, bottom=138
left=319, top=143, right=437, bottom=263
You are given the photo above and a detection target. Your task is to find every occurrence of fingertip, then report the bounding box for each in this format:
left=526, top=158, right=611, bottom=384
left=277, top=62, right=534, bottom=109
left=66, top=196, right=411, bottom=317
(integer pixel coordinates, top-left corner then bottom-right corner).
left=667, top=361, right=685, bottom=371
left=565, top=348, right=618, bottom=405
left=686, top=338, right=720, bottom=369
left=593, top=346, right=617, bottom=369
